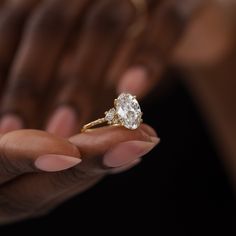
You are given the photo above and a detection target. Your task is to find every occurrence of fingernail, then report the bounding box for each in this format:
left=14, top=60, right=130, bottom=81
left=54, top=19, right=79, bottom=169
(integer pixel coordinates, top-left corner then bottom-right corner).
left=117, top=67, right=148, bottom=97
left=103, top=139, right=159, bottom=168
left=110, top=158, right=142, bottom=174
left=0, top=114, right=23, bottom=133
left=46, top=106, right=77, bottom=137
left=150, top=136, right=160, bottom=144
left=35, top=154, right=82, bottom=172
left=141, top=124, right=158, bottom=137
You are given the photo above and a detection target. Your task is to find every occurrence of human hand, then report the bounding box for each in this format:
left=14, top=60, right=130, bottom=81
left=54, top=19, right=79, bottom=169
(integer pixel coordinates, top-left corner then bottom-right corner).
left=0, top=124, right=159, bottom=224
left=0, top=0, right=140, bottom=135
left=0, top=0, right=234, bottom=136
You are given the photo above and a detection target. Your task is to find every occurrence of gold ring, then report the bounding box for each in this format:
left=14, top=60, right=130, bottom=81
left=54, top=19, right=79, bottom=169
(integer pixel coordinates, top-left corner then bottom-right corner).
left=81, top=93, right=143, bottom=132
left=128, top=0, right=148, bottom=38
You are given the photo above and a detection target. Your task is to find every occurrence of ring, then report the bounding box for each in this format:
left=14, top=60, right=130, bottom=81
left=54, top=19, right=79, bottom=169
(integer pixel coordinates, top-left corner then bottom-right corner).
left=81, top=93, right=143, bottom=132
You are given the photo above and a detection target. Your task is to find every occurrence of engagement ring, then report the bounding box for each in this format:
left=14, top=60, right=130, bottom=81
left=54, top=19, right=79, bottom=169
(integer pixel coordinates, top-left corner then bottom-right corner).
left=81, top=93, right=143, bottom=132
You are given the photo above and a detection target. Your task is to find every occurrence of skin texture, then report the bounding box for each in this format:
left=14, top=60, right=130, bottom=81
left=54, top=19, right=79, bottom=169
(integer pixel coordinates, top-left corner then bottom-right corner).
left=0, top=124, right=159, bottom=224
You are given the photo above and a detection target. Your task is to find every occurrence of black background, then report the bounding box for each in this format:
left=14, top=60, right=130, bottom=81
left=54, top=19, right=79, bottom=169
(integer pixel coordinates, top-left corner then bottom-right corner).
left=1, top=78, right=236, bottom=235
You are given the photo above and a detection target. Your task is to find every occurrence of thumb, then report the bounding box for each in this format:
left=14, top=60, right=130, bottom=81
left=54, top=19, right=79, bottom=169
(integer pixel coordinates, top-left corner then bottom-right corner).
left=0, top=129, right=81, bottom=184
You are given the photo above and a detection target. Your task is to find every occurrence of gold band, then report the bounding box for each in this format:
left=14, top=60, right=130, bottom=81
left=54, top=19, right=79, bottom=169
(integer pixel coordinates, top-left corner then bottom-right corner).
left=81, top=118, right=107, bottom=132
left=81, top=118, right=123, bottom=132
left=81, top=93, right=143, bottom=133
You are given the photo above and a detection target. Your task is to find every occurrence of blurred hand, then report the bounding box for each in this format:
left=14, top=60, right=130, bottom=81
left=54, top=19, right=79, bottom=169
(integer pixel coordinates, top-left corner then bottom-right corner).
left=0, top=0, right=142, bottom=136
left=0, top=0, right=195, bottom=136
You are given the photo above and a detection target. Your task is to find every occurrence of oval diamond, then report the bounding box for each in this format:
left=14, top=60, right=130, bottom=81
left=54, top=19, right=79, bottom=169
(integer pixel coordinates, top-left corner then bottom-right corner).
left=115, top=93, right=142, bottom=130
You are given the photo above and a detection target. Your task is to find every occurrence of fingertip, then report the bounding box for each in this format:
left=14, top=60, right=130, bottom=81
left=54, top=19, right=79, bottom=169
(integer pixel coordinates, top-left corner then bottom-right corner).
left=35, top=154, right=82, bottom=172
left=0, top=114, right=23, bottom=134
left=117, top=67, right=148, bottom=97
left=46, top=106, right=77, bottom=137
left=103, top=140, right=157, bottom=168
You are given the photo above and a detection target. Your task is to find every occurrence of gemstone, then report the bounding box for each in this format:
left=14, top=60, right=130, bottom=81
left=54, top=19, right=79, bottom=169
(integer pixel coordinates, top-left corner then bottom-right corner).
left=115, top=93, right=142, bottom=129
left=105, top=108, right=116, bottom=123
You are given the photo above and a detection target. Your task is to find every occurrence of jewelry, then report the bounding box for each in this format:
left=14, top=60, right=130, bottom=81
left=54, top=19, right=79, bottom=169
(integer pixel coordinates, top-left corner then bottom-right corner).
left=81, top=93, right=143, bottom=132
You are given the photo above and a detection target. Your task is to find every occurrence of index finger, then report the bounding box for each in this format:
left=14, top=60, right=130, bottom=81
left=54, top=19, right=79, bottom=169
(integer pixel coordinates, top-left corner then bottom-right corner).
left=0, top=129, right=81, bottom=184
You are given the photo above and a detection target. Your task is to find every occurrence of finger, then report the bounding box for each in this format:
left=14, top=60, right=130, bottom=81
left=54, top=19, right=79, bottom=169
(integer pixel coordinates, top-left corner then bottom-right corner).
left=109, top=158, right=142, bottom=174
left=0, top=0, right=90, bottom=132
left=0, top=124, right=159, bottom=223
left=0, top=129, right=81, bottom=184
left=117, top=0, right=204, bottom=98
left=106, top=0, right=164, bottom=84
left=46, top=0, right=138, bottom=137
left=0, top=0, right=40, bottom=93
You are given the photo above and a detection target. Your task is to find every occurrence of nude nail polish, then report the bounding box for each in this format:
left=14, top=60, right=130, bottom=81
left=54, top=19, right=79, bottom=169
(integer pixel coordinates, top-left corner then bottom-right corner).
left=103, top=139, right=159, bottom=168
left=35, top=154, right=82, bottom=172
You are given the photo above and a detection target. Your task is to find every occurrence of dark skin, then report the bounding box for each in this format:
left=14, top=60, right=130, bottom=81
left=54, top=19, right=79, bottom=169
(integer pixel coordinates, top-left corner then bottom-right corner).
left=0, top=124, right=158, bottom=224
left=0, top=0, right=235, bottom=224
left=0, top=0, right=196, bottom=135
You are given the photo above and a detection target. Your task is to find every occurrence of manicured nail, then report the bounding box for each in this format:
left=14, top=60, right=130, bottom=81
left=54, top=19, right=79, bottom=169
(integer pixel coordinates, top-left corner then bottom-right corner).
left=0, top=114, right=23, bottom=133
left=103, top=139, right=159, bottom=168
left=110, top=158, right=142, bottom=174
left=150, top=136, right=160, bottom=144
left=46, top=106, right=77, bottom=137
left=117, top=67, right=148, bottom=97
left=35, top=154, right=82, bottom=172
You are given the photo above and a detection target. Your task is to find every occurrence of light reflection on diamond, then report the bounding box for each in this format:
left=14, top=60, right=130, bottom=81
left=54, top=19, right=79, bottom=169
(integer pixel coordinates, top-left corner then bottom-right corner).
left=115, top=93, right=142, bottom=129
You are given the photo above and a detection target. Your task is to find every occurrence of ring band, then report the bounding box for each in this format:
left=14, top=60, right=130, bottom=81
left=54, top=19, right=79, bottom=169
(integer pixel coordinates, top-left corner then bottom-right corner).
left=81, top=93, right=143, bottom=132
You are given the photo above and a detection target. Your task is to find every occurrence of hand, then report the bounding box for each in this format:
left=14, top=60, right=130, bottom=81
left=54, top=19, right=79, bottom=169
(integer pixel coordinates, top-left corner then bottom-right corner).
left=0, top=124, right=159, bottom=224
left=0, top=0, right=197, bottom=135
left=0, top=0, right=141, bottom=136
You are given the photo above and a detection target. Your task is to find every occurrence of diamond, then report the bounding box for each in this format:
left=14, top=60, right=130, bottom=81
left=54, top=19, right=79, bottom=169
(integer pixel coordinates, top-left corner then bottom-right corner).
left=105, top=108, right=116, bottom=123
left=115, top=93, right=142, bottom=129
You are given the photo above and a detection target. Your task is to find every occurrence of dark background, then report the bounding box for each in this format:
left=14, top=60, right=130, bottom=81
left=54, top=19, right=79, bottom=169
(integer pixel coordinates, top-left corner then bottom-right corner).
left=1, top=77, right=236, bottom=235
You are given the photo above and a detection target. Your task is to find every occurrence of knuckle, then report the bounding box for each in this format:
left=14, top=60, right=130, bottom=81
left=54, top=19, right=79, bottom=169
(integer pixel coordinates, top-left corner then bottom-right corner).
left=85, top=1, right=133, bottom=34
